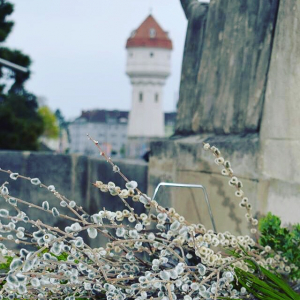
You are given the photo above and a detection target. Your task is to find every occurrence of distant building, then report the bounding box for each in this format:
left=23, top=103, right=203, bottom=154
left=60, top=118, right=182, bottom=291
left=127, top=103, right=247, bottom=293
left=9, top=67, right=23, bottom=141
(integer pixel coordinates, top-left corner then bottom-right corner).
left=68, top=110, right=176, bottom=158
left=125, top=15, right=173, bottom=158
left=69, top=110, right=128, bottom=157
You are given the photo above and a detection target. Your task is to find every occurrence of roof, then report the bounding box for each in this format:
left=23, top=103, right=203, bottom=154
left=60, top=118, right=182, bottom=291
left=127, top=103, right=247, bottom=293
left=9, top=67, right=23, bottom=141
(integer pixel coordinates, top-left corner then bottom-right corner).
left=74, top=109, right=176, bottom=125
left=126, top=15, right=172, bottom=50
left=77, top=110, right=129, bottom=124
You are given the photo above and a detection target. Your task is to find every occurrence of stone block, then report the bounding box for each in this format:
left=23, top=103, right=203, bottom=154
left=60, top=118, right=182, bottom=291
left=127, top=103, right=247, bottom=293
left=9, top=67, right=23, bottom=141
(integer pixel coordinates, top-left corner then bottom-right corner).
left=149, top=135, right=266, bottom=236
left=266, top=179, right=300, bottom=225
left=152, top=170, right=259, bottom=235
left=150, top=134, right=260, bottom=180
left=262, top=140, right=300, bottom=184
left=260, top=0, right=300, bottom=140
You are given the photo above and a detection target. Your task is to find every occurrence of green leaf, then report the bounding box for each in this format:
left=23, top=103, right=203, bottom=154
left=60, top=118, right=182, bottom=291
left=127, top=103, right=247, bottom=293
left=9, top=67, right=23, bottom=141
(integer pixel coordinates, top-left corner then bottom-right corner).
left=260, top=267, right=299, bottom=299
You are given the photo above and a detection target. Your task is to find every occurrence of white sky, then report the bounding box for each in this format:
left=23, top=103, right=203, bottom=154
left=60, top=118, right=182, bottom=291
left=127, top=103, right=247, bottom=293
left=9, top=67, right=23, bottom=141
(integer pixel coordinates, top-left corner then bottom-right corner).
left=4, top=0, right=188, bottom=120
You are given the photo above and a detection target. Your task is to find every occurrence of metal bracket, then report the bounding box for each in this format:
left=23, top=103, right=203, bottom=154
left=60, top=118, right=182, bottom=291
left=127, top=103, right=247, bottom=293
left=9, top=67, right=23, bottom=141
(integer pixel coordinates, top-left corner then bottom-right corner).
left=152, top=182, right=217, bottom=232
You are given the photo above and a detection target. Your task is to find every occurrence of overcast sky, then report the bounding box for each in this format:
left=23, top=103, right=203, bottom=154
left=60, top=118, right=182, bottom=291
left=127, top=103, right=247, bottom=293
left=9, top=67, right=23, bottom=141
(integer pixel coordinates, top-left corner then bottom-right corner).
left=4, top=0, right=188, bottom=120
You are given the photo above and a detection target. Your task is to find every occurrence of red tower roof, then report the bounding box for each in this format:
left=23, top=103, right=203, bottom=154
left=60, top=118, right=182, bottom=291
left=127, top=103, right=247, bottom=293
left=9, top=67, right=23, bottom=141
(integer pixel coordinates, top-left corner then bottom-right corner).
left=126, top=15, right=172, bottom=50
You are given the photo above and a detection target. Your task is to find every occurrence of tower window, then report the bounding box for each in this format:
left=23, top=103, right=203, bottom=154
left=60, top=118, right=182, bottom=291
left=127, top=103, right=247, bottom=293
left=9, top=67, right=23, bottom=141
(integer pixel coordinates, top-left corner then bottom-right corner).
left=150, top=52, right=154, bottom=57
left=155, top=93, right=159, bottom=102
left=139, top=92, right=143, bottom=102
left=149, top=28, right=156, bottom=38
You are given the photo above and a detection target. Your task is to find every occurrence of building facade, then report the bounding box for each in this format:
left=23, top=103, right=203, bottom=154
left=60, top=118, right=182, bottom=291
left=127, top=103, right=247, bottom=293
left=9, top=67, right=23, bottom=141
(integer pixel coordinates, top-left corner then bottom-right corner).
left=69, top=110, right=176, bottom=159
left=69, top=110, right=128, bottom=158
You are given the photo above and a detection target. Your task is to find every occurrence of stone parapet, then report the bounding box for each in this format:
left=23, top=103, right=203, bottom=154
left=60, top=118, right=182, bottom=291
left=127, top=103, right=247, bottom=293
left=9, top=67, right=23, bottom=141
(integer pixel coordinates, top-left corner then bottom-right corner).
left=0, top=151, right=148, bottom=248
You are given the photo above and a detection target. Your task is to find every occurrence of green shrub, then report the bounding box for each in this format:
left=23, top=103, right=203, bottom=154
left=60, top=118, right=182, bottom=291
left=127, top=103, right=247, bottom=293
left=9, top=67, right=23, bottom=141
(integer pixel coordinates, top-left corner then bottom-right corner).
left=259, top=212, right=300, bottom=280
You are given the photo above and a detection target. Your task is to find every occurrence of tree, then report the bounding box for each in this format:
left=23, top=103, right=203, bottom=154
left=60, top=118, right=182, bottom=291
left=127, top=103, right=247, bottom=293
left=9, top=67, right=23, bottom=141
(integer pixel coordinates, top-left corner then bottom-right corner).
left=38, top=106, right=59, bottom=139
left=0, top=0, right=13, bottom=43
left=0, top=0, right=43, bottom=150
left=0, top=93, right=44, bottom=150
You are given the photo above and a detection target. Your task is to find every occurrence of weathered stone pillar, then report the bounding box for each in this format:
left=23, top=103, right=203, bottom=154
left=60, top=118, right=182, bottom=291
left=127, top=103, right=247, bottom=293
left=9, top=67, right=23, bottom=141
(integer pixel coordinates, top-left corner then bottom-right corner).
left=260, top=0, right=300, bottom=223
left=176, top=0, right=279, bottom=135
left=176, top=1, right=209, bottom=134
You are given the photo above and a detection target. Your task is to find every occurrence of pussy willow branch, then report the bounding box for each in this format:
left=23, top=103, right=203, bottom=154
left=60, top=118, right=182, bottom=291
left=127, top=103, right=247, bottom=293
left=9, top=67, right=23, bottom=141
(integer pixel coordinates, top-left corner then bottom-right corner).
left=0, top=169, right=89, bottom=218
left=0, top=212, right=111, bottom=284
left=87, top=136, right=270, bottom=257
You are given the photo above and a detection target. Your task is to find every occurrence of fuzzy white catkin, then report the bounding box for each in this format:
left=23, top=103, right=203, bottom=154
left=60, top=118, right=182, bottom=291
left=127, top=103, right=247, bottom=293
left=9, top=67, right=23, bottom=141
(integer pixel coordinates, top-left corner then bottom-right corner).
left=9, top=173, right=19, bottom=180
left=87, top=227, right=98, bottom=239
left=52, top=207, right=59, bottom=217
left=30, top=178, right=41, bottom=185
left=42, top=201, right=49, bottom=210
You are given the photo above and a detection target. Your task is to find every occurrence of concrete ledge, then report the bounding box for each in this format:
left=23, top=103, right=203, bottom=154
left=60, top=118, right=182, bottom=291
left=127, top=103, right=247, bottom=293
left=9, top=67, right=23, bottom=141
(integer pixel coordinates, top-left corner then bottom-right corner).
left=150, top=133, right=260, bottom=179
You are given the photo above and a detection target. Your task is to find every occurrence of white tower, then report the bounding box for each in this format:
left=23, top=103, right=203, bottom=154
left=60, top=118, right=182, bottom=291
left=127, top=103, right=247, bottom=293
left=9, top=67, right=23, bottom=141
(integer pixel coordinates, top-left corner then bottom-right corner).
left=126, top=15, right=172, bottom=140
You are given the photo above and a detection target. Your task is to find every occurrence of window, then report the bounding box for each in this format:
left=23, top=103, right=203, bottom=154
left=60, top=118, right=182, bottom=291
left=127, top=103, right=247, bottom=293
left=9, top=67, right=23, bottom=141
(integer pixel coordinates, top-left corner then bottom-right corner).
left=155, top=93, right=159, bottom=102
left=119, top=117, right=127, bottom=123
left=139, top=92, right=143, bottom=102
left=149, top=28, right=156, bottom=38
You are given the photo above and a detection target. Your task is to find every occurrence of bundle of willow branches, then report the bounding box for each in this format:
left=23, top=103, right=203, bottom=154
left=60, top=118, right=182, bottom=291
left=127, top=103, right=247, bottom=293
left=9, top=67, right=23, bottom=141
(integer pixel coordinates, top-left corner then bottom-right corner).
left=0, top=137, right=296, bottom=300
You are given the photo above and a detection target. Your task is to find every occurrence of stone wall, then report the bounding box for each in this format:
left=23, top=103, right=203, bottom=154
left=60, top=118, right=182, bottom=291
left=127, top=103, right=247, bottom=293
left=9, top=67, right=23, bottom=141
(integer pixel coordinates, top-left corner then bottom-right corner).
left=148, top=0, right=300, bottom=235
left=259, top=0, right=300, bottom=221
left=0, top=151, right=148, bottom=247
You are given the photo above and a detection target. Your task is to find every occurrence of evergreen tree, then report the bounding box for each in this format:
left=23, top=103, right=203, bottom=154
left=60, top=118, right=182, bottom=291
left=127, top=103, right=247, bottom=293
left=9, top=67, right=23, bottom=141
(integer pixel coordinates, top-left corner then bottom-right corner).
left=0, top=93, right=44, bottom=150
left=0, top=0, right=44, bottom=150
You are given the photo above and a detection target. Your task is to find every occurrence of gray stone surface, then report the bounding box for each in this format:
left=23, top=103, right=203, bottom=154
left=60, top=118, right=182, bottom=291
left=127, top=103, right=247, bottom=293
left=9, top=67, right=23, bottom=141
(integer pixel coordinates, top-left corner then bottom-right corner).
left=176, top=0, right=279, bottom=135
left=260, top=0, right=300, bottom=141
left=260, top=0, right=300, bottom=188
left=148, top=135, right=262, bottom=234
left=262, top=140, right=300, bottom=184
left=266, top=179, right=300, bottom=225
left=176, top=1, right=209, bottom=134
left=149, top=134, right=299, bottom=234
left=150, top=134, right=260, bottom=179
left=258, top=0, right=300, bottom=220
left=0, top=151, right=148, bottom=247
